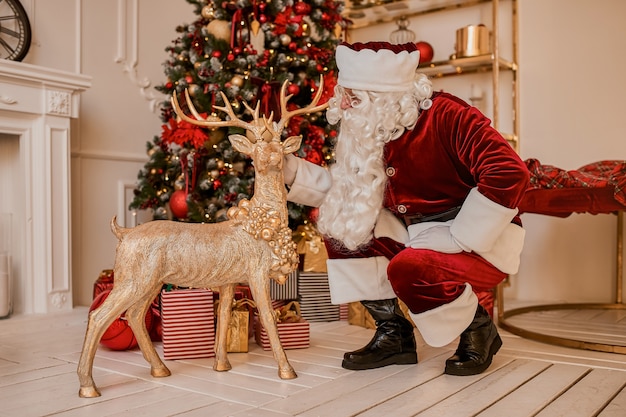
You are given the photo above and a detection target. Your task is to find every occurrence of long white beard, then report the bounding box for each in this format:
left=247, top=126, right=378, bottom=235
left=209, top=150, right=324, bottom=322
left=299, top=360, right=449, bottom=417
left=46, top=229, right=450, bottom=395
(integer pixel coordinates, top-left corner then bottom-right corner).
left=316, top=110, right=388, bottom=251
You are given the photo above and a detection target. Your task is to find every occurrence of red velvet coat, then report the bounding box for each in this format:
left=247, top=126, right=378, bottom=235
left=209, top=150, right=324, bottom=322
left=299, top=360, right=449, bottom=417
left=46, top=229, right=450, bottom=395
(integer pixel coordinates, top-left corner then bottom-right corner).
left=383, top=91, right=528, bottom=223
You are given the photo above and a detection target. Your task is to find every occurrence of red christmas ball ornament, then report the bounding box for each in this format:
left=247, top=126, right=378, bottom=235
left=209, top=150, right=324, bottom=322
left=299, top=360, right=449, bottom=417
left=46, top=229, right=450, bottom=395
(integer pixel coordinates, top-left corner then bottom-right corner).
left=259, top=14, right=267, bottom=23
left=415, top=41, right=434, bottom=64
left=212, top=50, right=222, bottom=59
left=165, top=81, right=173, bottom=90
left=288, top=41, right=298, bottom=51
left=169, top=190, right=188, bottom=219
left=185, top=75, right=194, bottom=84
left=227, top=52, right=235, bottom=61
left=89, top=290, right=155, bottom=351
left=233, top=46, right=242, bottom=55
left=294, top=1, right=311, bottom=15
left=287, top=84, right=300, bottom=95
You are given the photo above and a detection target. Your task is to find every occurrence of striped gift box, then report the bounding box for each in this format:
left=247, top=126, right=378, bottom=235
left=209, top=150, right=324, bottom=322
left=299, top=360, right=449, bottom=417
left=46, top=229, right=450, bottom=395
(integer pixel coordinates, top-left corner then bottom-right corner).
left=269, top=270, right=298, bottom=300
left=161, top=289, right=215, bottom=360
left=254, top=316, right=310, bottom=351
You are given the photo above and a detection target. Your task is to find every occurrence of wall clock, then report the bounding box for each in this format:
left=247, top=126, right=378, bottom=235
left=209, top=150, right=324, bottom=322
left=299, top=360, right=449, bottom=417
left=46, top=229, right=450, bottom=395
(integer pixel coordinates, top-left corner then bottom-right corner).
left=0, top=0, right=31, bottom=61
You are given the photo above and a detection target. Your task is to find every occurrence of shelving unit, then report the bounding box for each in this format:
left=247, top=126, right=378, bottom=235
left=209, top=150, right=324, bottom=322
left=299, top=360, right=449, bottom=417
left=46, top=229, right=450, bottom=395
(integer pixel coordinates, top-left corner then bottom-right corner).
left=343, top=0, right=519, bottom=149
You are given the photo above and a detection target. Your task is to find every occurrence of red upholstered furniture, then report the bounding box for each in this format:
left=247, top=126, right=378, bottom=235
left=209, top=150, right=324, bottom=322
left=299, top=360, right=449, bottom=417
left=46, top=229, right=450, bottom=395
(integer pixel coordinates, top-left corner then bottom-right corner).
left=497, top=159, right=626, bottom=354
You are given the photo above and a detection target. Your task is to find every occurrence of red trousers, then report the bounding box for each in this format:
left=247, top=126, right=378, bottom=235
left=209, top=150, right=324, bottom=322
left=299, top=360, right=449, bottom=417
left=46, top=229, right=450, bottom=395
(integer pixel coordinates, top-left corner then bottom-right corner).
left=325, top=237, right=504, bottom=317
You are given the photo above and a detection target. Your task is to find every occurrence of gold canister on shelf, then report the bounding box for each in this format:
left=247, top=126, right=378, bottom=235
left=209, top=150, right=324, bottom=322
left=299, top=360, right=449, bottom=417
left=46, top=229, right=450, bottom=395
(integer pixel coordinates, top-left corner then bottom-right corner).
left=455, top=24, right=490, bottom=58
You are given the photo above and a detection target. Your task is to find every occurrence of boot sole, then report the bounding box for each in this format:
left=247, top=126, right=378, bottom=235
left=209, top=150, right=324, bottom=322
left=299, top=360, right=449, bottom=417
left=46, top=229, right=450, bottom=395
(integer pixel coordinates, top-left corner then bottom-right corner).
left=342, top=352, right=418, bottom=371
left=444, top=334, right=503, bottom=376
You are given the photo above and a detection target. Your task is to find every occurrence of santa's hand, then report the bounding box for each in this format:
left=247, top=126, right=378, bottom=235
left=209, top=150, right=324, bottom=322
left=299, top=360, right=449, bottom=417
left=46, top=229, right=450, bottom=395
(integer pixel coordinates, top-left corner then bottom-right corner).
left=406, top=221, right=468, bottom=254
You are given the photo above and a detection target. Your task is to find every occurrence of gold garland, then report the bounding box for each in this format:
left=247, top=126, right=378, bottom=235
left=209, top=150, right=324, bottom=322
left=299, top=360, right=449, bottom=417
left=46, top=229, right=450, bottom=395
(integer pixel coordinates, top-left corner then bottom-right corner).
left=227, top=199, right=299, bottom=283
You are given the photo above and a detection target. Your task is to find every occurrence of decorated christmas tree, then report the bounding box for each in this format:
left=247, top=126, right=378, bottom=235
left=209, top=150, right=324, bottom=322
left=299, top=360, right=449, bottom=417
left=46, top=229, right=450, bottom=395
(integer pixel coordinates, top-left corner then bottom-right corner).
left=129, top=0, right=346, bottom=229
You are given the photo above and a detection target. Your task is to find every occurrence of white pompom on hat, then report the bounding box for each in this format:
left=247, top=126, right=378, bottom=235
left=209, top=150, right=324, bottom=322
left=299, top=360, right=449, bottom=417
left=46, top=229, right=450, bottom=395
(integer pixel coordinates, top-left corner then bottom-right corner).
left=335, top=41, right=421, bottom=92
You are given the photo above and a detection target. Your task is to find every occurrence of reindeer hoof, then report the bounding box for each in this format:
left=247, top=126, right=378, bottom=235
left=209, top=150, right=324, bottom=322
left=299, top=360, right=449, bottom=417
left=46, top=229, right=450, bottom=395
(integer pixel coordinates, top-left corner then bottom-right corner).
left=213, top=360, right=232, bottom=372
left=151, top=365, right=171, bottom=378
left=279, top=368, right=297, bottom=380
left=78, top=386, right=101, bottom=398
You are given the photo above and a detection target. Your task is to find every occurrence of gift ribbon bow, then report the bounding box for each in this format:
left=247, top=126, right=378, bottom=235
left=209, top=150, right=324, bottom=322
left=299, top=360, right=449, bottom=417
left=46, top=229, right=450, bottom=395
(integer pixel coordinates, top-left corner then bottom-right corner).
left=274, top=301, right=302, bottom=323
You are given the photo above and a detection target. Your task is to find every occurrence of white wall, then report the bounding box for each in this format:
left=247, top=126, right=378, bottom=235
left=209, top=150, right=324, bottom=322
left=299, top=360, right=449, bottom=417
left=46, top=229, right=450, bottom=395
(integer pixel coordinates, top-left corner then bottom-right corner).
left=21, top=0, right=192, bottom=307
left=20, top=0, right=626, bottom=307
left=349, top=0, right=626, bottom=304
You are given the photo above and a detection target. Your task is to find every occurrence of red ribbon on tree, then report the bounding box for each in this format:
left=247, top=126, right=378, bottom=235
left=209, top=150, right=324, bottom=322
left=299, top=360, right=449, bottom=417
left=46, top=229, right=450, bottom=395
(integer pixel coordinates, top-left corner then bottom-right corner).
left=251, top=77, right=282, bottom=119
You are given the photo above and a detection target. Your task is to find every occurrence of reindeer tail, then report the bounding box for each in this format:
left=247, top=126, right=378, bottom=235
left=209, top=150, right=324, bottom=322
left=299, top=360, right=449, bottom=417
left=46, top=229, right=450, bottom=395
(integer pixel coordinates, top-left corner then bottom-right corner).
left=110, top=216, right=129, bottom=240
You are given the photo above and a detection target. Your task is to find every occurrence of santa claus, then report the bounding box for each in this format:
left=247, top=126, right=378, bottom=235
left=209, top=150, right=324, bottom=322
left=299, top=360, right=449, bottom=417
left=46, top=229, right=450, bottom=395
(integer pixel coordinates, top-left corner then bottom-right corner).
left=284, top=41, right=529, bottom=376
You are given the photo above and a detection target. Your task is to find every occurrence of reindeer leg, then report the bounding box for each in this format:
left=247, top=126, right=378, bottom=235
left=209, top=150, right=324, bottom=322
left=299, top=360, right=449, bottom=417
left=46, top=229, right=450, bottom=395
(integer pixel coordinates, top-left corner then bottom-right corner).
left=77, top=290, right=133, bottom=397
left=125, top=287, right=171, bottom=378
left=249, top=279, right=297, bottom=380
left=214, top=284, right=234, bottom=372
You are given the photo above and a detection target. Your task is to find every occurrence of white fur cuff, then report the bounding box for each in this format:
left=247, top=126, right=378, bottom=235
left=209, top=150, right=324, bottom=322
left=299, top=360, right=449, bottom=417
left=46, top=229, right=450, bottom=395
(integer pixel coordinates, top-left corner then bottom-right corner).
left=408, top=283, right=478, bottom=347
left=285, top=158, right=332, bottom=207
left=451, top=187, right=518, bottom=253
left=326, top=257, right=396, bottom=304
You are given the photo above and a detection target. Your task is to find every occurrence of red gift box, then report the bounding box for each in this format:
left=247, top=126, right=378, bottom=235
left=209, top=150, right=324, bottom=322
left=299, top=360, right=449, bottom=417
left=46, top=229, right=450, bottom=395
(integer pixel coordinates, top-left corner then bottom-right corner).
left=254, top=301, right=309, bottom=351
left=161, top=289, right=215, bottom=360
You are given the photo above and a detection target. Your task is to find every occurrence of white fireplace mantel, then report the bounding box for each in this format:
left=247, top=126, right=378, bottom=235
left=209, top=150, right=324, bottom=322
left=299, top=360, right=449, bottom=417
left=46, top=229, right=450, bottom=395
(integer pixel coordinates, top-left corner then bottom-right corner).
left=0, top=60, right=91, bottom=314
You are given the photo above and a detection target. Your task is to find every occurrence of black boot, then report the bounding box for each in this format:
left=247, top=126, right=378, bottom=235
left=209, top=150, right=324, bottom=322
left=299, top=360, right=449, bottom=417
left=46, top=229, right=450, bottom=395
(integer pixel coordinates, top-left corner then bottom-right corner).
left=444, top=304, right=502, bottom=376
left=342, top=298, right=417, bottom=370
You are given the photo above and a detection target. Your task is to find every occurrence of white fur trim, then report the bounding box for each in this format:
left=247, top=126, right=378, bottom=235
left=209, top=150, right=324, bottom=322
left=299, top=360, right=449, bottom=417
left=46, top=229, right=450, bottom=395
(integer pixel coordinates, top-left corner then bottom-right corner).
left=477, top=223, right=526, bottom=274
left=408, top=283, right=478, bottom=347
left=336, top=44, right=420, bottom=92
left=373, top=208, right=409, bottom=244
left=451, top=187, right=519, bottom=253
left=326, top=257, right=396, bottom=304
left=285, top=157, right=332, bottom=207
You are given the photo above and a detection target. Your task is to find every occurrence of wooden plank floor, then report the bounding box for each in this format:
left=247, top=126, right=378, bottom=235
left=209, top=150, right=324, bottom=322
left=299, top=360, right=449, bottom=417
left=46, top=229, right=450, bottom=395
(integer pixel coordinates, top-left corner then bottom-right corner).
left=1, top=306, right=625, bottom=417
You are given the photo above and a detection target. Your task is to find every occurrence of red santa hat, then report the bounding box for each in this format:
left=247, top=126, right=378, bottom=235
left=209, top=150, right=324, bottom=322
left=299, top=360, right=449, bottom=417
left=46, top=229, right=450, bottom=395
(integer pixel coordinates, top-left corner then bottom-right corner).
left=335, top=41, right=421, bottom=92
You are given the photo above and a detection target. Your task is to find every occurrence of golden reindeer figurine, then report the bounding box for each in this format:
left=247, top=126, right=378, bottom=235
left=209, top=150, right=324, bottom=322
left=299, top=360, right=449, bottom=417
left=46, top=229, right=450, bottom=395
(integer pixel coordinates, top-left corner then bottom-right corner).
left=77, top=77, right=328, bottom=398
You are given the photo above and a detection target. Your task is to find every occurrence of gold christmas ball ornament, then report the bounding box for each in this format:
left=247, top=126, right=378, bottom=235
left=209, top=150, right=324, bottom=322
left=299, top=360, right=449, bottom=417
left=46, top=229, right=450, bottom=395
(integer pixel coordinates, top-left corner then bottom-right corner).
left=188, top=84, right=202, bottom=97
left=231, top=74, right=244, bottom=87
left=204, top=127, right=226, bottom=149
left=280, top=34, right=292, bottom=46
left=206, top=19, right=231, bottom=42
left=201, top=5, right=215, bottom=20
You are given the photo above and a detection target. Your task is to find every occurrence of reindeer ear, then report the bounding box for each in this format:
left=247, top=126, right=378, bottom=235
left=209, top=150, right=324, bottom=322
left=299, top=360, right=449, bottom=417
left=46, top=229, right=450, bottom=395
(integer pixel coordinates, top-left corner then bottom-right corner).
left=228, top=134, right=254, bottom=156
left=283, top=135, right=303, bottom=155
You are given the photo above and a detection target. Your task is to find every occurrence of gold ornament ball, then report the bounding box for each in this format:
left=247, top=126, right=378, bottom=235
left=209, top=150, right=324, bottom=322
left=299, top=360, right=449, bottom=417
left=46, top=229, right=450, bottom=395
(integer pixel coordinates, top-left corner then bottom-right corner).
left=206, top=19, right=231, bottom=42
left=201, top=5, right=215, bottom=20
left=188, top=84, right=202, bottom=97
left=279, top=34, right=292, bottom=46
left=231, top=75, right=244, bottom=87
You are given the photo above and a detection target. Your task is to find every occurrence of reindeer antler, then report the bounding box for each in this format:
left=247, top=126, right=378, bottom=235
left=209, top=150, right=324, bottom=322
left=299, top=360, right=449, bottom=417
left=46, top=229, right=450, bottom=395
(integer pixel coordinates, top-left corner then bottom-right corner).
left=171, top=75, right=329, bottom=143
left=171, top=90, right=268, bottom=140
left=275, top=75, right=329, bottom=136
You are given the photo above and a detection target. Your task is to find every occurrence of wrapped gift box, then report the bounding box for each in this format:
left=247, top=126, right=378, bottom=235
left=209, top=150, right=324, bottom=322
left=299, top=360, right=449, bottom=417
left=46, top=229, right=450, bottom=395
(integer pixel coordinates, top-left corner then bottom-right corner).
left=294, top=224, right=328, bottom=273
left=269, top=270, right=298, bottom=300
left=216, top=298, right=256, bottom=353
left=348, top=300, right=415, bottom=329
left=254, top=302, right=309, bottom=351
left=298, top=272, right=339, bottom=322
left=161, top=288, right=215, bottom=359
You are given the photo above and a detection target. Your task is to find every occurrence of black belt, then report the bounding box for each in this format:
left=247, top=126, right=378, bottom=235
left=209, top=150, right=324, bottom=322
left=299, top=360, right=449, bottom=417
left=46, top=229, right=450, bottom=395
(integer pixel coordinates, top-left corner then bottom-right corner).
left=403, top=206, right=462, bottom=227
